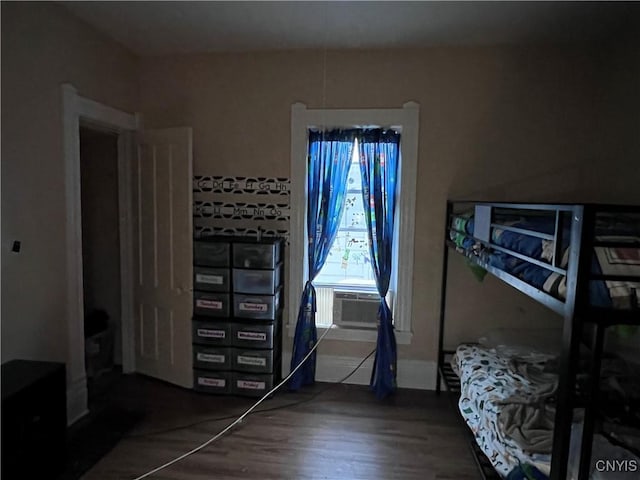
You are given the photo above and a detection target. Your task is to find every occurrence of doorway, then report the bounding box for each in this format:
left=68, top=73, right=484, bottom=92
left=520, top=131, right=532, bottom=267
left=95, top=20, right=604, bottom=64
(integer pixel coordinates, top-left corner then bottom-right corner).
left=62, top=84, right=138, bottom=424
left=79, top=127, right=122, bottom=406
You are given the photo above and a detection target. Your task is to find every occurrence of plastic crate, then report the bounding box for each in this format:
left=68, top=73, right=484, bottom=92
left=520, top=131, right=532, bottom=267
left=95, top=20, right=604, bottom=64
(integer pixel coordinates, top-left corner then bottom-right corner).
left=194, top=266, right=230, bottom=292
left=232, top=372, right=276, bottom=397
left=232, top=349, right=276, bottom=374
left=233, top=290, right=281, bottom=320
left=193, top=345, right=232, bottom=370
left=231, top=322, right=277, bottom=349
left=232, top=263, right=282, bottom=294
left=192, top=320, right=232, bottom=346
left=233, top=241, right=281, bottom=269
left=194, top=370, right=231, bottom=394
left=194, top=239, right=231, bottom=267
left=194, top=291, right=231, bottom=317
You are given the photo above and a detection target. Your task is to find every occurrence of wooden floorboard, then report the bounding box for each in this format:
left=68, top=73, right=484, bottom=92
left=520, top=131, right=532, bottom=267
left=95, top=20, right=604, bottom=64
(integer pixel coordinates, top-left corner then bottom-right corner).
left=81, top=374, right=479, bottom=480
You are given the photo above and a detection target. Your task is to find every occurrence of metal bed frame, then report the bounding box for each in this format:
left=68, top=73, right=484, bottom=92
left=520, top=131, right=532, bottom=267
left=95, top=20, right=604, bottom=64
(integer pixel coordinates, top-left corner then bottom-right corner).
left=436, top=201, right=640, bottom=480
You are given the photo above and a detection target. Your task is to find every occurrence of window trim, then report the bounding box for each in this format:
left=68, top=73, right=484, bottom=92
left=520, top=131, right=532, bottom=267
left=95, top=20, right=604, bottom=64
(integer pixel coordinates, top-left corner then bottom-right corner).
left=289, top=102, right=419, bottom=345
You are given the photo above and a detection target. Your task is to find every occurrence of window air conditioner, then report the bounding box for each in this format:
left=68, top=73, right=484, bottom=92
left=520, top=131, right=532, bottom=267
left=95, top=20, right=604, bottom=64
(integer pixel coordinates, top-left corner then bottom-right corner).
left=332, top=290, right=381, bottom=328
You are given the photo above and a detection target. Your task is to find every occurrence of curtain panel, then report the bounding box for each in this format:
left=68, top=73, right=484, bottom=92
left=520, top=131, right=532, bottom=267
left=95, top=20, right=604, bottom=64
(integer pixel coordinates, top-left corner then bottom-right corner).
left=289, top=129, right=356, bottom=390
left=358, top=129, right=401, bottom=399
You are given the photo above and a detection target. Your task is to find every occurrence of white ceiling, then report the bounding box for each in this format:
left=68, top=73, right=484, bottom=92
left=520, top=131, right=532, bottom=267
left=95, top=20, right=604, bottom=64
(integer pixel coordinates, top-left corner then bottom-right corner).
left=60, top=1, right=640, bottom=56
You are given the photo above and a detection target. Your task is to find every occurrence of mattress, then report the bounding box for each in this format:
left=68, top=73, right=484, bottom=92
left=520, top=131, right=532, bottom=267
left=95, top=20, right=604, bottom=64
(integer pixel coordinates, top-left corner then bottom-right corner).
left=453, top=343, right=640, bottom=479
left=453, top=343, right=556, bottom=477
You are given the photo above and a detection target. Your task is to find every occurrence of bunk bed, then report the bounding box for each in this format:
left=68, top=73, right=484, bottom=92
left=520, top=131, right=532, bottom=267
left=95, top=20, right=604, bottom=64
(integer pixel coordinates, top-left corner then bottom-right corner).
left=436, top=201, right=640, bottom=480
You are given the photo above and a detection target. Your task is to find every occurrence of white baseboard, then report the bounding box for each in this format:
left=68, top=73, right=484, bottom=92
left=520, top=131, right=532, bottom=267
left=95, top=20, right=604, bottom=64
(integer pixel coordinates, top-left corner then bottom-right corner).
left=282, top=352, right=437, bottom=390
left=66, top=376, right=89, bottom=426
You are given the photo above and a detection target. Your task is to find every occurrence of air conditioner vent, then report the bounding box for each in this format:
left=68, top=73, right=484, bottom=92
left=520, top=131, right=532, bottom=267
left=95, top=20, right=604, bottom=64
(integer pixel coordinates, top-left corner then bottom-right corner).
left=333, top=290, right=380, bottom=328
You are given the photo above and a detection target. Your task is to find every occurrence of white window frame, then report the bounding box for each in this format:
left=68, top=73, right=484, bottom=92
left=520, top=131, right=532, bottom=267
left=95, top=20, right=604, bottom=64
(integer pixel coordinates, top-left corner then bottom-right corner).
left=289, top=102, right=419, bottom=344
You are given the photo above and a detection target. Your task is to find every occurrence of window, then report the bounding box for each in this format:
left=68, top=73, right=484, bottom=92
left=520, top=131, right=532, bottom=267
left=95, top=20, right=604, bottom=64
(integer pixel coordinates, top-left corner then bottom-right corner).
left=289, top=102, right=419, bottom=344
left=314, top=140, right=375, bottom=288
left=313, top=139, right=389, bottom=328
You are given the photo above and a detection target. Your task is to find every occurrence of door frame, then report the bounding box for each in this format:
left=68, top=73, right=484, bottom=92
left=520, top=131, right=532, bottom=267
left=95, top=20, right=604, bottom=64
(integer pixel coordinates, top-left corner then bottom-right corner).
left=62, top=84, right=139, bottom=424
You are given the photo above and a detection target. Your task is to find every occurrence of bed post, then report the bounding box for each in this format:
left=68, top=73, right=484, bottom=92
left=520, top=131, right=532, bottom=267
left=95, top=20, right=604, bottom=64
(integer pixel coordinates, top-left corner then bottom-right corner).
left=549, top=205, right=588, bottom=480
left=436, top=201, right=453, bottom=395
left=575, top=206, right=599, bottom=480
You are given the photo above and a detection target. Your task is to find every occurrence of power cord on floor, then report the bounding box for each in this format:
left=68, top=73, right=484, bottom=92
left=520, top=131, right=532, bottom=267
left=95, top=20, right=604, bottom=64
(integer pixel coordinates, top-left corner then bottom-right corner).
left=128, top=345, right=376, bottom=439
left=132, top=326, right=375, bottom=480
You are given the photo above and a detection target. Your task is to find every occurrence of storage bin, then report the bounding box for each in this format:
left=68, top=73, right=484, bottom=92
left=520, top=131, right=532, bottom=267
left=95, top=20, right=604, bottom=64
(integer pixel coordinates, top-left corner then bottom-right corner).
left=193, top=345, right=232, bottom=370
left=233, top=240, right=282, bottom=269
left=232, top=263, right=282, bottom=294
left=192, top=320, right=232, bottom=346
left=194, top=239, right=230, bottom=267
left=194, top=291, right=231, bottom=317
left=232, top=349, right=275, bottom=374
left=194, top=370, right=231, bottom=394
left=232, top=372, right=276, bottom=397
left=233, top=290, right=281, bottom=320
left=231, top=322, right=277, bottom=349
left=194, top=266, right=230, bottom=292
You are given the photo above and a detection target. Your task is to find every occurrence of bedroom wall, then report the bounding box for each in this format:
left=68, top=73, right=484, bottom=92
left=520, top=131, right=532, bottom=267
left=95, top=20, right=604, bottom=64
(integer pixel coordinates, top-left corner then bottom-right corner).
left=138, top=43, right=637, bottom=368
left=1, top=2, right=138, bottom=363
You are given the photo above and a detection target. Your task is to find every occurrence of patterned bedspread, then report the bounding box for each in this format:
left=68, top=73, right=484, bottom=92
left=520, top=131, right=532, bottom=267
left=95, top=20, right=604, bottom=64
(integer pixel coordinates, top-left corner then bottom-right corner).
left=453, top=344, right=557, bottom=478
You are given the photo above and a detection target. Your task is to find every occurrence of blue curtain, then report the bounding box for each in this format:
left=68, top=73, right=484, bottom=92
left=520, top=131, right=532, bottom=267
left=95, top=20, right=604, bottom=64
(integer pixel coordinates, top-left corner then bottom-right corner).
left=289, top=129, right=356, bottom=390
left=357, top=129, right=401, bottom=399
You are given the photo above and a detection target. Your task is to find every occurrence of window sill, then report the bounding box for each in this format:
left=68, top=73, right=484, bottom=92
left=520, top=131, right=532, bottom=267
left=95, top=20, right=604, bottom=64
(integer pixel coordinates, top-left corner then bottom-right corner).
left=287, top=325, right=412, bottom=345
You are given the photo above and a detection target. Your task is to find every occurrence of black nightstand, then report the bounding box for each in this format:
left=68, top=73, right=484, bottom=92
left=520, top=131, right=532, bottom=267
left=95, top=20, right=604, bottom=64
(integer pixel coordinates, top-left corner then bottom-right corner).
left=2, top=359, right=67, bottom=478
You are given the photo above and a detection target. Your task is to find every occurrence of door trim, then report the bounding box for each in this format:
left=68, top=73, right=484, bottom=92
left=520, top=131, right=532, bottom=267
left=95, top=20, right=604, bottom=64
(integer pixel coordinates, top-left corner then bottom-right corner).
left=62, top=84, right=139, bottom=424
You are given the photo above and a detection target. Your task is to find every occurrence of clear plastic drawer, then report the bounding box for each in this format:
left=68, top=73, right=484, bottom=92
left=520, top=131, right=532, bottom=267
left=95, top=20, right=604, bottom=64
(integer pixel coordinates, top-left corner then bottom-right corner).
left=194, top=291, right=231, bottom=317
left=233, top=241, right=282, bottom=269
left=194, top=266, right=230, bottom=292
left=232, top=263, right=282, bottom=294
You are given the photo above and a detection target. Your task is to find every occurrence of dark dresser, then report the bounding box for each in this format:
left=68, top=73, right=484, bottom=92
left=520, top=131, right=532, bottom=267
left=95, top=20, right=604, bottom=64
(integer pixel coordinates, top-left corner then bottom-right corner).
left=1, top=359, right=67, bottom=478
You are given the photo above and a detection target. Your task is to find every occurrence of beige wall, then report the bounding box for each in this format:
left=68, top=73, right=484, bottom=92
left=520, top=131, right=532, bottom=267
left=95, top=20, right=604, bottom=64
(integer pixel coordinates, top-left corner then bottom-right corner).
left=1, top=2, right=138, bottom=363
left=138, top=43, right=639, bottom=364
left=2, top=2, right=637, bottom=373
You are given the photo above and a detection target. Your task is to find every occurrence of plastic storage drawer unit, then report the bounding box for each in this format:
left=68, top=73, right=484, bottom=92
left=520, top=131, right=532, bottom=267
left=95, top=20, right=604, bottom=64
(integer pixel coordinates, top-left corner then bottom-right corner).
left=194, top=239, right=231, bottom=267
left=233, top=241, right=281, bottom=269
left=232, top=372, right=276, bottom=397
left=231, top=322, right=277, bottom=349
left=232, top=263, right=282, bottom=294
left=232, top=349, right=276, bottom=374
left=194, top=291, right=231, bottom=317
left=193, top=345, right=232, bottom=370
left=194, top=370, right=231, bottom=394
left=192, top=320, right=232, bottom=346
left=194, top=266, right=230, bottom=292
left=233, top=290, right=281, bottom=320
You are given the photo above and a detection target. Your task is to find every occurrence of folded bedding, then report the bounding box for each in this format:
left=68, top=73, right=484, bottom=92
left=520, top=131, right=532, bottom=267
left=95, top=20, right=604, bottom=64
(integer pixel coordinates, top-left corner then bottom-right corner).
left=449, top=213, right=640, bottom=309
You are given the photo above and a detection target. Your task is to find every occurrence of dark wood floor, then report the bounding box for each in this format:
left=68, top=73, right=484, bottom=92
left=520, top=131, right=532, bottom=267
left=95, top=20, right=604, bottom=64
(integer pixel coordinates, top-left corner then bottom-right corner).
left=81, top=374, right=479, bottom=480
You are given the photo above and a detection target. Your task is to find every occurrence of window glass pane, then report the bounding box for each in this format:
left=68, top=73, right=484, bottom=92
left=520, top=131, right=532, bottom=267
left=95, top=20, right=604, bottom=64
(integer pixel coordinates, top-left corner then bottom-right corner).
left=314, top=142, right=375, bottom=288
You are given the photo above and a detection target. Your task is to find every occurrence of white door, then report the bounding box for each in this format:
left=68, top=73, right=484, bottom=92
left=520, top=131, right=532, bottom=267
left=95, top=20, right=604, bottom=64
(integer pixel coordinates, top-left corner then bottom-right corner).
left=132, top=127, right=193, bottom=388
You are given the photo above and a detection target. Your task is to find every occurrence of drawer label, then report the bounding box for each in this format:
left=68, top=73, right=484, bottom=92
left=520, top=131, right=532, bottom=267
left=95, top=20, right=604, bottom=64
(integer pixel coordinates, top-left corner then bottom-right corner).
left=196, top=299, right=223, bottom=310
left=237, top=331, right=267, bottom=342
left=237, top=379, right=266, bottom=390
left=197, top=353, right=225, bottom=363
left=198, top=377, right=226, bottom=387
left=196, top=273, right=224, bottom=285
left=239, top=302, right=268, bottom=312
left=197, top=328, right=225, bottom=339
left=237, top=355, right=267, bottom=367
